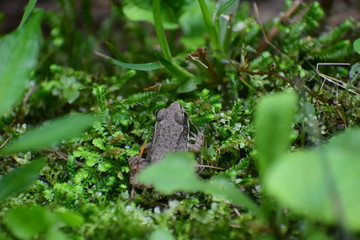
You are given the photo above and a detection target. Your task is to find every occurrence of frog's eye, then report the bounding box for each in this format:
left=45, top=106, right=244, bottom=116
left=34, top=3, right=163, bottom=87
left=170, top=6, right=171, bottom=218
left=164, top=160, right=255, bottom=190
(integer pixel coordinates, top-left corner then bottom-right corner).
left=156, top=109, right=167, bottom=121
left=175, top=111, right=187, bottom=124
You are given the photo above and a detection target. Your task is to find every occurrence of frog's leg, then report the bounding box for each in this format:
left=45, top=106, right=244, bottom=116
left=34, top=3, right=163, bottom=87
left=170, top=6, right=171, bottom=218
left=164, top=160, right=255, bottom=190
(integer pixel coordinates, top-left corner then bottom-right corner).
left=188, top=124, right=206, bottom=153
left=127, top=142, right=151, bottom=199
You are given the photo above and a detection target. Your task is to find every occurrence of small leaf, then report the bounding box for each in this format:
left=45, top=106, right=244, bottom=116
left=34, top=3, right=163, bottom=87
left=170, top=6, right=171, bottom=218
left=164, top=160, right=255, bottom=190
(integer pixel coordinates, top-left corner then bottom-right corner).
left=4, top=206, right=53, bottom=240
left=0, top=12, right=42, bottom=116
left=54, top=209, right=84, bottom=228
left=265, top=127, right=360, bottom=231
left=0, top=114, right=97, bottom=154
left=255, top=91, right=297, bottom=173
left=205, top=176, right=262, bottom=217
left=45, top=227, right=67, bottom=240
left=150, top=228, right=174, bottom=240
left=92, top=138, right=106, bottom=150
left=137, top=152, right=205, bottom=194
left=349, top=62, right=360, bottom=85
left=354, top=38, right=360, bottom=54
left=0, top=158, right=45, bottom=203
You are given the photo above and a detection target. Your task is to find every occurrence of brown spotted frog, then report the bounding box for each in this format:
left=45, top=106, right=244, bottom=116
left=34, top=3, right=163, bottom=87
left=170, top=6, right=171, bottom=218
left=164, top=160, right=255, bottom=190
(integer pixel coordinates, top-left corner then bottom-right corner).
left=128, top=101, right=204, bottom=191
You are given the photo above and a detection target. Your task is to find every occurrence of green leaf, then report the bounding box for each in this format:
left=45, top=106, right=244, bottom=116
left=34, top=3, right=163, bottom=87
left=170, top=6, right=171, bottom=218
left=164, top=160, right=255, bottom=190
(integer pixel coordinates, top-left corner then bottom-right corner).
left=0, top=12, right=42, bottom=116
left=353, top=38, right=360, bottom=54
left=154, top=51, right=193, bottom=79
left=0, top=114, right=97, bottom=154
left=255, top=91, right=297, bottom=173
left=0, top=158, right=45, bottom=203
left=138, top=152, right=262, bottom=218
left=19, top=0, right=38, bottom=28
left=216, top=0, right=237, bottom=19
left=54, top=209, right=84, bottom=227
left=265, top=127, right=360, bottom=231
left=205, top=176, right=262, bottom=217
left=197, top=0, right=220, bottom=50
left=122, top=1, right=178, bottom=29
left=45, top=227, right=67, bottom=240
left=137, top=152, right=205, bottom=194
left=349, top=62, right=360, bottom=86
left=150, top=228, right=174, bottom=240
left=107, top=56, right=161, bottom=71
left=0, top=231, right=10, bottom=240
left=4, top=206, right=53, bottom=240
left=153, top=0, right=173, bottom=61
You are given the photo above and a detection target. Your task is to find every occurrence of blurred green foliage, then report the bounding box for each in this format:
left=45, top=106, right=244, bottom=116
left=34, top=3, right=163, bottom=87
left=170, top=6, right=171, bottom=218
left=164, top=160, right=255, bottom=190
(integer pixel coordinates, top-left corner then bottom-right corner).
left=0, top=0, right=360, bottom=239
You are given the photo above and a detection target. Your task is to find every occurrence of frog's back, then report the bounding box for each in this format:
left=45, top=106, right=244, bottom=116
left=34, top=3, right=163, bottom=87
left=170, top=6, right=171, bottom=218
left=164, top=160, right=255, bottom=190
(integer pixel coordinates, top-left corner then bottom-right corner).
left=147, top=122, right=188, bottom=162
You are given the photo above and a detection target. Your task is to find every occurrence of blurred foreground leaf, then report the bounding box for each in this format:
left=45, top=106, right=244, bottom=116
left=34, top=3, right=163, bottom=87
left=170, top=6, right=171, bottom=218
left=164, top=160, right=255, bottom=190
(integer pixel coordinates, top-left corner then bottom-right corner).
left=0, top=12, right=42, bottom=116
left=0, top=114, right=97, bottom=154
left=150, top=228, right=174, bottom=240
left=265, top=127, right=360, bottom=230
left=138, top=152, right=205, bottom=194
left=54, top=209, right=84, bottom=228
left=255, top=91, right=297, bottom=173
left=138, top=152, right=261, bottom=216
left=0, top=158, right=45, bottom=203
left=4, top=206, right=52, bottom=240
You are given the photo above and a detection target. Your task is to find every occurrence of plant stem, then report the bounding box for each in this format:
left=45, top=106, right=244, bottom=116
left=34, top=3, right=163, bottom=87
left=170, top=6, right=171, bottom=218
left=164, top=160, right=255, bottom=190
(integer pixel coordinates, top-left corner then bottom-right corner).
left=197, top=0, right=220, bottom=51
left=153, top=0, right=172, bottom=62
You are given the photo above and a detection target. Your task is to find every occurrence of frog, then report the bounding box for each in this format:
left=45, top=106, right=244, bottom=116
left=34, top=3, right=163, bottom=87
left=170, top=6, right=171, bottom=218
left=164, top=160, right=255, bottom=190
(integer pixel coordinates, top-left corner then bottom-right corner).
left=128, top=101, right=204, bottom=193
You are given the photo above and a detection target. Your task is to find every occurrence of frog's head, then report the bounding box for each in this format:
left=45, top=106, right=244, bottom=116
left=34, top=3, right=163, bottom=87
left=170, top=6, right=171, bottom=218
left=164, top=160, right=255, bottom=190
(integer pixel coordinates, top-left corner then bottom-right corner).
left=156, top=101, right=187, bottom=125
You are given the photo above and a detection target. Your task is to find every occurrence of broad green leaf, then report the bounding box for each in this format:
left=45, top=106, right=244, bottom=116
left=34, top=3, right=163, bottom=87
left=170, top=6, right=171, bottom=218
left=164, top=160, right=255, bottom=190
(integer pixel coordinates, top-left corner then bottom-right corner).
left=0, top=12, right=42, bottom=116
left=4, top=206, right=53, bottom=240
left=138, top=152, right=262, bottom=217
left=0, top=158, right=45, bottom=203
left=138, top=152, right=205, bottom=194
left=354, top=38, right=360, bottom=54
left=0, top=114, right=97, bottom=154
left=150, top=228, right=174, bottom=240
left=54, top=209, right=84, bottom=227
left=265, top=128, right=360, bottom=231
left=19, top=0, right=38, bottom=28
left=0, top=231, right=10, bottom=240
left=255, top=91, right=297, bottom=173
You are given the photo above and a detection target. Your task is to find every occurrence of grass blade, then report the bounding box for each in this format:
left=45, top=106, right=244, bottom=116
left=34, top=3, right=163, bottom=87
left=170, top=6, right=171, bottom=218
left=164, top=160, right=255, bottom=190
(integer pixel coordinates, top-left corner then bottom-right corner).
left=96, top=51, right=161, bottom=71
left=19, top=0, right=38, bottom=28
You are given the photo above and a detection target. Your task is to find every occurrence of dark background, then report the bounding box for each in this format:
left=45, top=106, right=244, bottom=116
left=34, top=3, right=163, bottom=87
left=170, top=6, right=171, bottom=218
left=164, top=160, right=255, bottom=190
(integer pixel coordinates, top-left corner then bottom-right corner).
left=0, top=0, right=359, bottom=34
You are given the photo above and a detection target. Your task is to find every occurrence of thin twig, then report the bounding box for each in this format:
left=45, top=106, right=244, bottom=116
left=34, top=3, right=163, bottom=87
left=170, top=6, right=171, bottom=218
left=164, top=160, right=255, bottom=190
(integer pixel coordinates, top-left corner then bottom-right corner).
left=254, top=0, right=303, bottom=54
left=0, top=137, right=11, bottom=149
